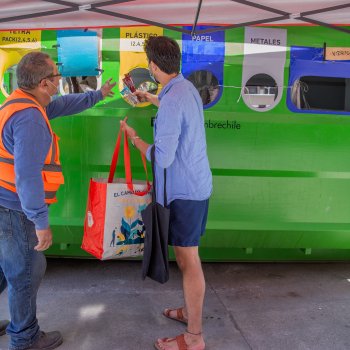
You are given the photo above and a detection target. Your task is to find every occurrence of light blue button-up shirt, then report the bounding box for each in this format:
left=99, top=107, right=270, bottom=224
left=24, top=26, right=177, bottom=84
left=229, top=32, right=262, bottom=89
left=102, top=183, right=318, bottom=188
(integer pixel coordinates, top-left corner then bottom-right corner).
left=146, top=74, right=212, bottom=206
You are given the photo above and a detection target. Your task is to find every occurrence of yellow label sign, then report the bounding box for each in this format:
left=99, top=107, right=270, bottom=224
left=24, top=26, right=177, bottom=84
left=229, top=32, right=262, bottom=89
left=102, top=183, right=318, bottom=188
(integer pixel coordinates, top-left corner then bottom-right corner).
left=120, top=27, right=163, bottom=52
left=119, top=26, right=163, bottom=107
left=0, top=30, right=41, bottom=49
left=325, top=47, right=350, bottom=61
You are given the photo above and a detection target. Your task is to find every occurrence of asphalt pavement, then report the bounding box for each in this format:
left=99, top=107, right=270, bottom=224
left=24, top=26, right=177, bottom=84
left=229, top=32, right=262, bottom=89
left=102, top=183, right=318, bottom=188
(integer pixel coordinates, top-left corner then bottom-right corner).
left=1, top=259, right=350, bottom=350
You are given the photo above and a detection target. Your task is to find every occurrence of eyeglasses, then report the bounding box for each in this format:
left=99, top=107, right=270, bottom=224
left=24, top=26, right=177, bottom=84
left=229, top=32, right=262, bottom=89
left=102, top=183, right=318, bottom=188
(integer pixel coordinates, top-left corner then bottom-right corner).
left=41, top=73, right=62, bottom=82
left=46, top=73, right=62, bottom=79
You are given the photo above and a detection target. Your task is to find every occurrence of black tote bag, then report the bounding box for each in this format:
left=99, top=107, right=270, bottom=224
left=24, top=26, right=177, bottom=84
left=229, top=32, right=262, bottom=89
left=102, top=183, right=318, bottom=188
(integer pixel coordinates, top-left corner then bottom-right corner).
left=141, top=146, right=170, bottom=284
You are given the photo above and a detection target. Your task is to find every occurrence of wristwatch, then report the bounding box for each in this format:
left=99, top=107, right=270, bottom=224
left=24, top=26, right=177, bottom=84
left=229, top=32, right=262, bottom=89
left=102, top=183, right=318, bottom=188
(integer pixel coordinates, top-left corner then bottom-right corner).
left=131, top=136, right=141, bottom=147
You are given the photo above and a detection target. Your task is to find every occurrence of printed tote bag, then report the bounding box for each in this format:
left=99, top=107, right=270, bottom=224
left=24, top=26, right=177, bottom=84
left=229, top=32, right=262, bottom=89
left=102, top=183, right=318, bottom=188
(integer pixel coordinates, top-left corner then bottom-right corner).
left=82, top=129, right=152, bottom=260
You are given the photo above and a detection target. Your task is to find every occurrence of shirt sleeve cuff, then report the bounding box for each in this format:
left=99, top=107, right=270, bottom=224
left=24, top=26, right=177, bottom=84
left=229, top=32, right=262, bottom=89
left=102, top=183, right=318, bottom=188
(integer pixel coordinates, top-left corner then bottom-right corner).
left=34, top=216, right=49, bottom=230
left=146, top=145, right=153, bottom=161
left=97, top=90, right=103, bottom=101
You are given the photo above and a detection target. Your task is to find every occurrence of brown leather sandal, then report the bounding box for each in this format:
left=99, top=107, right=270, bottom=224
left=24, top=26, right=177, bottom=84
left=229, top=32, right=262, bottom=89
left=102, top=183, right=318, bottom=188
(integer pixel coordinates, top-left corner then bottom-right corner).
left=163, top=307, right=188, bottom=325
left=154, top=334, right=205, bottom=350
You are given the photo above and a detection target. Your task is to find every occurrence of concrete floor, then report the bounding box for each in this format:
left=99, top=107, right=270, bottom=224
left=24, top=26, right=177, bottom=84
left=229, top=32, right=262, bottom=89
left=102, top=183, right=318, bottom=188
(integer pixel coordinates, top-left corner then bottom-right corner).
left=1, top=259, right=350, bottom=350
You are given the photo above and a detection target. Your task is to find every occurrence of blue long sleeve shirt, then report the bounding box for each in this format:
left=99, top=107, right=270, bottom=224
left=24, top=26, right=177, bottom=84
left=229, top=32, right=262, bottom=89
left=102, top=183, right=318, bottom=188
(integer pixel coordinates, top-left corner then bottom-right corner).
left=146, top=74, right=212, bottom=206
left=0, top=90, right=103, bottom=229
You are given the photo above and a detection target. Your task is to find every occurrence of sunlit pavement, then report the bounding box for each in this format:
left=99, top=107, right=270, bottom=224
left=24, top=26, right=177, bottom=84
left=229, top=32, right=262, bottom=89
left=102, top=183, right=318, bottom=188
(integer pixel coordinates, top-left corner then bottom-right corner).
left=1, top=259, right=350, bottom=350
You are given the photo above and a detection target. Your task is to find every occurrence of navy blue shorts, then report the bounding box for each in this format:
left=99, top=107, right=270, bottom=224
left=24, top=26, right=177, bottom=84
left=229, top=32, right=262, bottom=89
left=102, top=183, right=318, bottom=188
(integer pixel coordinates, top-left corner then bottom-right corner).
left=168, top=199, right=209, bottom=247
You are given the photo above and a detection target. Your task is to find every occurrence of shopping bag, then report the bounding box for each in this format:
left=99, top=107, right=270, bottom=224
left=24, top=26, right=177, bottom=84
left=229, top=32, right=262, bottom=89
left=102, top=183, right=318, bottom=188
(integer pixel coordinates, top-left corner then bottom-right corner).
left=141, top=146, right=170, bottom=284
left=82, top=129, right=152, bottom=260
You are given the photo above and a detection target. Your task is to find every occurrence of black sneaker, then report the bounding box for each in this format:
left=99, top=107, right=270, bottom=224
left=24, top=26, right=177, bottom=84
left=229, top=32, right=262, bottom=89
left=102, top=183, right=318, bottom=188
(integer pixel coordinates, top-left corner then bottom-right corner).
left=26, top=331, right=63, bottom=350
left=0, top=319, right=9, bottom=336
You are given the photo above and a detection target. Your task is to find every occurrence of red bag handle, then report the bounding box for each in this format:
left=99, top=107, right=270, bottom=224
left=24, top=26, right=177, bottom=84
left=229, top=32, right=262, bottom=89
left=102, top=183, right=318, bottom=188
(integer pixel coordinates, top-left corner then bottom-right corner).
left=108, top=129, right=122, bottom=183
left=108, top=128, right=151, bottom=197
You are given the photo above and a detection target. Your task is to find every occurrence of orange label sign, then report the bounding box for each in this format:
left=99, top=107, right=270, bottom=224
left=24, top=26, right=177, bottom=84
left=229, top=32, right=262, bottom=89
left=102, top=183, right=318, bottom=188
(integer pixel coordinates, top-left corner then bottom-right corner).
left=325, top=47, right=350, bottom=61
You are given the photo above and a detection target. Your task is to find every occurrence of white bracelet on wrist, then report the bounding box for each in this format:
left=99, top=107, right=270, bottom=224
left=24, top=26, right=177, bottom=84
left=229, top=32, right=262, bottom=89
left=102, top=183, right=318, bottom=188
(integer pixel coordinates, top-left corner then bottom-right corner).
left=131, top=136, right=141, bottom=147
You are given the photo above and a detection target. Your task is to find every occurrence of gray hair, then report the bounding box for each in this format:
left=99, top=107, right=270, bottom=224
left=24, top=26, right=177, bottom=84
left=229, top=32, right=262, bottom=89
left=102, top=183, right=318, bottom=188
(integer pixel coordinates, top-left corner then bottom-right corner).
left=16, top=52, right=53, bottom=89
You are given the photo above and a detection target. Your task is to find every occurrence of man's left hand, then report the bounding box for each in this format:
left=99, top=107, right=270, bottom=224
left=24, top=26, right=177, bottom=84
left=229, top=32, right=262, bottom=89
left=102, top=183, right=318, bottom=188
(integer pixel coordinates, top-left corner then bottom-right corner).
left=120, top=117, right=137, bottom=139
left=100, top=78, right=116, bottom=99
left=35, top=227, right=53, bottom=251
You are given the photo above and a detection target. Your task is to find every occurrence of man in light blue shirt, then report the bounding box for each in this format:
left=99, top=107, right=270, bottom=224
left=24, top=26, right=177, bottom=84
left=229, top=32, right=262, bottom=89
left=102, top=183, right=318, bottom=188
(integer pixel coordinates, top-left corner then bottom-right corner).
left=121, top=35, right=212, bottom=350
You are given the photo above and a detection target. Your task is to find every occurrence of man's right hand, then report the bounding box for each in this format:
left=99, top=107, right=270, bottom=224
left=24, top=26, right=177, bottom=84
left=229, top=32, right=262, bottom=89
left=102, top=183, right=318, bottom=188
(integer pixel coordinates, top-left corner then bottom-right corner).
left=35, top=227, right=53, bottom=251
left=134, top=90, right=159, bottom=107
left=100, top=78, right=116, bottom=99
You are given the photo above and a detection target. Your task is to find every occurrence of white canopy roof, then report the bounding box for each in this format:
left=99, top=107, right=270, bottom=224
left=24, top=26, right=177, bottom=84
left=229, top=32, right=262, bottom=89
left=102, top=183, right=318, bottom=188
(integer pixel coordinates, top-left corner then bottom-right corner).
left=0, top=0, right=349, bottom=34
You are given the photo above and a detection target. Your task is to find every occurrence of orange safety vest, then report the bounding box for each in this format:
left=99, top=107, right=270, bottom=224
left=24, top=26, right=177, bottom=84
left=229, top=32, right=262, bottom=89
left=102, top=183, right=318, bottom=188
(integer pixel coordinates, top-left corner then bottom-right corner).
left=0, top=89, right=64, bottom=204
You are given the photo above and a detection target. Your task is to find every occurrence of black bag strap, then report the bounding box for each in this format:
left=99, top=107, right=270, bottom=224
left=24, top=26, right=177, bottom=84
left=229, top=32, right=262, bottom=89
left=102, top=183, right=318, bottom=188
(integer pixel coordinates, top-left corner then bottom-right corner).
left=151, top=146, right=167, bottom=206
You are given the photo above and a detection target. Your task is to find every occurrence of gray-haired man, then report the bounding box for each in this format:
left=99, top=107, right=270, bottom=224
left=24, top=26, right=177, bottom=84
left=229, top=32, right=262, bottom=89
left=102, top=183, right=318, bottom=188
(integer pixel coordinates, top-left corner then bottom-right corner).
left=0, top=52, right=115, bottom=350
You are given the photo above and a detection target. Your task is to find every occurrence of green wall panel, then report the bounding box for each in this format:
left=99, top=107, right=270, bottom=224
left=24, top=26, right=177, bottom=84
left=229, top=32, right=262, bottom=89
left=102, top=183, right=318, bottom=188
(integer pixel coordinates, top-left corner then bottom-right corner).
left=2, top=25, right=350, bottom=260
